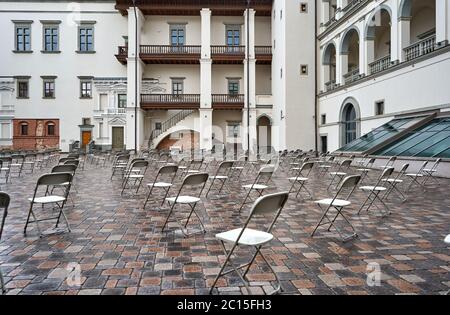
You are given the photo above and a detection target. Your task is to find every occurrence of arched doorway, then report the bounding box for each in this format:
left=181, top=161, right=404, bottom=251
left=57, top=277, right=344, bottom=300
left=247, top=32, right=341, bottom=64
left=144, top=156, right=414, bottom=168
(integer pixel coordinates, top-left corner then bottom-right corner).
left=257, top=116, right=272, bottom=155
left=322, top=42, right=337, bottom=91
left=340, top=99, right=361, bottom=146
left=340, top=28, right=360, bottom=84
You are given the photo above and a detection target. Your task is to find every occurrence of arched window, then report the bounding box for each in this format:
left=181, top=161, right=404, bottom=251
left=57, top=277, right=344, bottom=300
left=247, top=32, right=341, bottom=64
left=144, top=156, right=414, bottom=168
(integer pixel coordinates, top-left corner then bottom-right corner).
left=20, top=122, right=28, bottom=136
left=344, top=105, right=357, bottom=144
left=47, top=122, right=55, bottom=136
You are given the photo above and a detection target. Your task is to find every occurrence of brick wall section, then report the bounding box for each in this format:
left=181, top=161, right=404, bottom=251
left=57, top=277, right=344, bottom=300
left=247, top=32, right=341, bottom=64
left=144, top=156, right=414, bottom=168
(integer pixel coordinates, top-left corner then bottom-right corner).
left=157, top=131, right=199, bottom=151
left=13, top=119, right=60, bottom=150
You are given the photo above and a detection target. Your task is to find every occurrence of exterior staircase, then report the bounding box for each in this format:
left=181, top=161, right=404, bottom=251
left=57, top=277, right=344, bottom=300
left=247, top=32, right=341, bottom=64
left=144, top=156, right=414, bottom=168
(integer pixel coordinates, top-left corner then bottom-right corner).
left=148, top=109, right=195, bottom=149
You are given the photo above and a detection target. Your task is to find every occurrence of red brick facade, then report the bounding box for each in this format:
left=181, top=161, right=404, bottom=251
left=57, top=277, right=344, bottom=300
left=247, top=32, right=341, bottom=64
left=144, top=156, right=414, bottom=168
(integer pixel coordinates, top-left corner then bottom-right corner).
left=13, top=119, right=60, bottom=150
left=156, top=130, right=199, bottom=151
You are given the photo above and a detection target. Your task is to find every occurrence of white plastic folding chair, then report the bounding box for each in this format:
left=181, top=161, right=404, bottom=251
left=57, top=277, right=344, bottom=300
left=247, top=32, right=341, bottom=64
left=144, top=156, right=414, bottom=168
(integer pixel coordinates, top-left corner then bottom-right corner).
left=9, top=154, right=24, bottom=179
left=422, top=158, right=442, bottom=186
left=238, top=165, right=275, bottom=212
left=121, top=160, right=149, bottom=196
left=405, top=161, right=428, bottom=192
left=0, top=192, right=9, bottom=294
left=111, top=154, right=130, bottom=179
left=287, top=162, right=314, bottom=200
left=327, top=159, right=353, bottom=190
left=358, top=167, right=395, bottom=217
left=317, top=155, right=335, bottom=176
left=206, top=161, right=234, bottom=198
left=0, top=158, right=11, bottom=185
left=180, top=158, right=204, bottom=179
left=24, top=172, right=73, bottom=237
left=51, top=165, right=77, bottom=207
left=381, top=164, right=409, bottom=202
left=162, top=173, right=209, bottom=236
left=209, top=191, right=289, bottom=295
left=357, top=157, right=376, bottom=184
left=230, top=155, right=247, bottom=180
left=144, top=165, right=179, bottom=208
left=379, top=156, right=397, bottom=170
left=312, top=175, right=361, bottom=242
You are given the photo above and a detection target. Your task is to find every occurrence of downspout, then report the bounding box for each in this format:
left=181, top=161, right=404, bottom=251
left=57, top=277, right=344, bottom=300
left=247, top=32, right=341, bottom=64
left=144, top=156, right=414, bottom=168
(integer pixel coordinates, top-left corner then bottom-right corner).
left=314, top=0, right=319, bottom=155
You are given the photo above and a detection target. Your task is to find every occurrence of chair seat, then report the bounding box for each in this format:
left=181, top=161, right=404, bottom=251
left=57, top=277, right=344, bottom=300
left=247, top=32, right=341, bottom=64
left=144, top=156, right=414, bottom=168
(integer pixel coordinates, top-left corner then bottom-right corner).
left=357, top=168, right=371, bottom=172
left=186, top=170, right=200, bottom=173
left=28, top=196, right=66, bottom=204
left=232, top=166, right=244, bottom=170
left=445, top=234, right=450, bottom=244
left=113, top=165, right=126, bottom=169
left=423, top=169, right=436, bottom=173
left=148, top=182, right=172, bottom=188
left=406, top=173, right=424, bottom=177
left=243, top=184, right=268, bottom=190
left=288, top=177, right=308, bottom=182
left=382, top=179, right=403, bottom=183
left=316, top=198, right=351, bottom=207
left=125, top=174, right=144, bottom=179
left=330, top=172, right=347, bottom=176
left=318, top=165, right=331, bottom=169
left=166, top=196, right=201, bottom=204
left=178, top=166, right=187, bottom=169
left=216, top=228, right=273, bottom=246
left=0, top=167, right=9, bottom=171
left=210, top=175, right=228, bottom=180
left=10, top=163, right=22, bottom=167
left=360, top=186, right=387, bottom=192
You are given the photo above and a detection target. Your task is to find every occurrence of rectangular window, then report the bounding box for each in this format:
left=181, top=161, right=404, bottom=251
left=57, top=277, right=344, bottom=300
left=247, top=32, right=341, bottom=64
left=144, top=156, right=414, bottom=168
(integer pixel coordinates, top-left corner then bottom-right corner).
left=170, top=25, right=185, bottom=46
left=80, top=80, right=92, bottom=99
left=82, top=118, right=91, bottom=126
left=17, top=79, right=29, bottom=98
left=20, top=123, right=28, bottom=136
left=47, top=124, right=55, bottom=136
left=228, top=80, right=240, bottom=96
left=321, top=114, right=327, bottom=125
left=226, top=25, right=240, bottom=47
left=172, top=80, right=184, bottom=95
left=42, top=78, right=55, bottom=98
left=228, top=123, right=240, bottom=138
left=321, top=136, right=328, bottom=153
left=43, top=24, right=59, bottom=52
left=78, top=25, right=94, bottom=52
left=98, top=122, right=103, bottom=138
left=1, top=123, right=11, bottom=139
left=118, top=94, right=127, bottom=108
left=15, top=24, right=32, bottom=52
left=375, top=101, right=385, bottom=116
left=155, top=122, right=162, bottom=130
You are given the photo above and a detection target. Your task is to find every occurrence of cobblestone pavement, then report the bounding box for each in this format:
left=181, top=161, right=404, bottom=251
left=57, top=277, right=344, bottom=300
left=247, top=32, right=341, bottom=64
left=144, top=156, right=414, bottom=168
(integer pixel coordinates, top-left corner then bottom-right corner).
left=0, top=159, right=449, bottom=295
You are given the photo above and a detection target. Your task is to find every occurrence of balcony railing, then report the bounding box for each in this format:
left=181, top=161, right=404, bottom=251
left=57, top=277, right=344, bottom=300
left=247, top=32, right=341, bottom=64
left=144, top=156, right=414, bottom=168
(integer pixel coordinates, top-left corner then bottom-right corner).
left=141, top=45, right=201, bottom=55
left=141, top=94, right=200, bottom=109
left=212, top=94, right=244, bottom=109
left=255, top=46, right=272, bottom=55
left=94, top=108, right=126, bottom=116
left=369, top=55, right=392, bottom=75
left=211, top=45, right=245, bottom=55
left=404, top=35, right=436, bottom=62
left=324, top=80, right=337, bottom=92
left=342, top=0, right=363, bottom=12
left=343, top=68, right=362, bottom=84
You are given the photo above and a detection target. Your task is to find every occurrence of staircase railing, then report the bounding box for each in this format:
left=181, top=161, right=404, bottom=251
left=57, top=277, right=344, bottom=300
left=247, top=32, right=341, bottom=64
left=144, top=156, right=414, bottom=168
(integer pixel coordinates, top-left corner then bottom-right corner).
left=149, top=109, right=194, bottom=147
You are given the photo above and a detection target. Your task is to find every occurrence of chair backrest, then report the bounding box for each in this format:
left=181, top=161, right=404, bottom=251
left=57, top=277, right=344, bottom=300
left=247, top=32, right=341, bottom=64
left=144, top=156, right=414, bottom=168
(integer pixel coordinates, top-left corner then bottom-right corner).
left=217, top=161, right=234, bottom=172
left=0, top=192, right=10, bottom=241
left=64, top=160, right=80, bottom=168
left=296, top=162, right=314, bottom=177
left=159, top=164, right=179, bottom=175
left=52, top=165, right=77, bottom=174
left=431, top=158, right=442, bottom=171
left=336, top=175, right=361, bottom=200
left=183, top=173, right=209, bottom=186
left=399, top=163, right=409, bottom=175
left=380, top=167, right=395, bottom=180
left=418, top=161, right=428, bottom=173
left=243, top=191, right=289, bottom=235
left=366, top=158, right=376, bottom=168
left=130, top=160, right=149, bottom=170
left=37, top=172, right=73, bottom=186
left=340, top=159, right=353, bottom=169
left=12, top=154, right=25, bottom=163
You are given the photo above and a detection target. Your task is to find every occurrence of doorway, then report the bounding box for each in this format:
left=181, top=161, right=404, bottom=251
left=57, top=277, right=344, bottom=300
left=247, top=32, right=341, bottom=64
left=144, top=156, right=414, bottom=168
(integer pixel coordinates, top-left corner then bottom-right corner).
left=257, top=116, right=272, bottom=155
left=112, top=127, right=124, bottom=150
left=81, top=131, right=92, bottom=150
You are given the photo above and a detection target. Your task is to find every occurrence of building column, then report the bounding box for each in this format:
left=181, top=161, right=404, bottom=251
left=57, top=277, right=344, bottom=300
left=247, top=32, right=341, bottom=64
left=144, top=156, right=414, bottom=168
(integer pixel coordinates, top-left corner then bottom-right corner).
left=199, top=8, right=212, bottom=151
left=398, top=17, right=411, bottom=62
left=321, top=61, right=330, bottom=91
left=436, top=0, right=450, bottom=45
left=244, top=8, right=256, bottom=157
left=339, top=52, right=348, bottom=84
left=364, top=37, right=374, bottom=75
left=322, top=1, right=330, bottom=25
left=126, top=7, right=145, bottom=151
left=390, top=5, right=400, bottom=62
left=336, top=0, right=344, bottom=19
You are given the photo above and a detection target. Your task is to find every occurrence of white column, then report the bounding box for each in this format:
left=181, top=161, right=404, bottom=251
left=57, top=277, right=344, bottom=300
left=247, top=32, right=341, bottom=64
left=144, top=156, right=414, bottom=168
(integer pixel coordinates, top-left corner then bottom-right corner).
left=436, top=0, right=450, bottom=45
left=126, top=7, right=145, bottom=151
left=321, top=62, right=330, bottom=91
left=200, top=8, right=212, bottom=151
left=336, top=0, right=344, bottom=19
left=322, top=1, right=330, bottom=24
left=390, top=5, right=399, bottom=62
left=359, top=35, right=366, bottom=75
left=398, top=18, right=411, bottom=62
left=364, top=38, right=374, bottom=75
left=244, top=8, right=257, bottom=157
left=339, top=52, right=348, bottom=83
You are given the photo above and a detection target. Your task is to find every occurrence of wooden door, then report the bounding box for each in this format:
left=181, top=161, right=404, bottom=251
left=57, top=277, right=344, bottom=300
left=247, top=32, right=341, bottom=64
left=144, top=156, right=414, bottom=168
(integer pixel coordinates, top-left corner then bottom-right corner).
left=81, top=131, right=92, bottom=149
left=112, top=127, right=124, bottom=150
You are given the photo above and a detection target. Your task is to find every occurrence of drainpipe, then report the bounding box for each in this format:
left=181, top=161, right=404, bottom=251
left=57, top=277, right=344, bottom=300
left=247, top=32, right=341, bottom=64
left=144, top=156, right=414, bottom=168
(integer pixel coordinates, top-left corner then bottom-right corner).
left=133, top=0, right=138, bottom=153
left=246, top=0, right=251, bottom=160
left=314, top=0, right=319, bottom=155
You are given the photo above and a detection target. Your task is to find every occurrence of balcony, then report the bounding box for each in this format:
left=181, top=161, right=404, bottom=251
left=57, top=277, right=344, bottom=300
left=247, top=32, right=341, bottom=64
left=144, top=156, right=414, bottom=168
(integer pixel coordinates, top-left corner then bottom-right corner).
left=404, top=35, right=437, bottom=62
left=342, top=0, right=363, bottom=13
left=212, top=94, right=244, bottom=110
left=324, top=80, right=338, bottom=92
left=94, top=108, right=126, bottom=117
left=116, top=45, right=272, bottom=65
left=369, top=55, right=393, bottom=75
left=140, top=94, right=200, bottom=110
left=343, top=68, right=363, bottom=85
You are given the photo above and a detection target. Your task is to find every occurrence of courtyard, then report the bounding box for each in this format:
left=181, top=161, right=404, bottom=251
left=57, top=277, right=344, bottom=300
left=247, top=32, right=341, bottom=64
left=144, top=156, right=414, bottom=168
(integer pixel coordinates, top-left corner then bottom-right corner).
left=0, top=153, right=448, bottom=295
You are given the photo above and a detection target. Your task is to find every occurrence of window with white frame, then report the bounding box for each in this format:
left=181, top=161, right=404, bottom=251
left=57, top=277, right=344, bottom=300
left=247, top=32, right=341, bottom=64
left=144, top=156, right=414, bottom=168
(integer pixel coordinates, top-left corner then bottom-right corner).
left=14, top=21, right=32, bottom=52
left=42, top=22, right=60, bottom=52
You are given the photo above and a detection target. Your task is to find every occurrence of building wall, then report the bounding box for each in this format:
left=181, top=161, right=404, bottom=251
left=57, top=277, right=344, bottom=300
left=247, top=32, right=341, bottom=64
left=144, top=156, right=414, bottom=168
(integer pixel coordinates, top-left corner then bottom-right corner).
left=12, top=118, right=59, bottom=150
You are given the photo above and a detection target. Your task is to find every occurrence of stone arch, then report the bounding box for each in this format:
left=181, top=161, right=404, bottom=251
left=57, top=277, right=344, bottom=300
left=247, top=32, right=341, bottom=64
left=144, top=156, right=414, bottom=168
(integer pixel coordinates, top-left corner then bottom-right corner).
left=339, top=97, right=361, bottom=146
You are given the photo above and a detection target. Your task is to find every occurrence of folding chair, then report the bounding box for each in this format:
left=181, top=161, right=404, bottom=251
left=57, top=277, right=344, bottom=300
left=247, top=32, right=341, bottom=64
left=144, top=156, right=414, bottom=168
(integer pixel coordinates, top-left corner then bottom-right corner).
left=382, top=164, right=409, bottom=202
left=0, top=158, right=11, bottom=185
left=238, top=165, right=275, bottom=212
left=121, top=160, right=149, bottom=196
left=162, top=173, right=209, bottom=236
left=23, top=153, right=36, bottom=174
left=9, top=154, right=24, bottom=179
left=144, top=165, right=179, bottom=208
left=379, top=156, right=396, bottom=170
left=317, top=155, right=335, bottom=176
left=405, top=161, right=428, bottom=192
left=288, top=162, right=314, bottom=200
left=358, top=167, right=395, bottom=217
left=209, top=192, right=289, bottom=295
left=206, top=161, right=234, bottom=198
left=230, top=155, right=247, bottom=180
left=111, top=154, right=130, bottom=179
left=357, top=157, right=376, bottom=184
left=311, top=175, right=361, bottom=242
left=180, top=158, right=204, bottom=178
left=58, top=157, right=76, bottom=165
left=0, top=192, right=10, bottom=294
left=327, top=159, right=353, bottom=190
left=24, top=173, right=73, bottom=237
left=51, top=165, right=77, bottom=206
left=422, top=158, right=441, bottom=186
